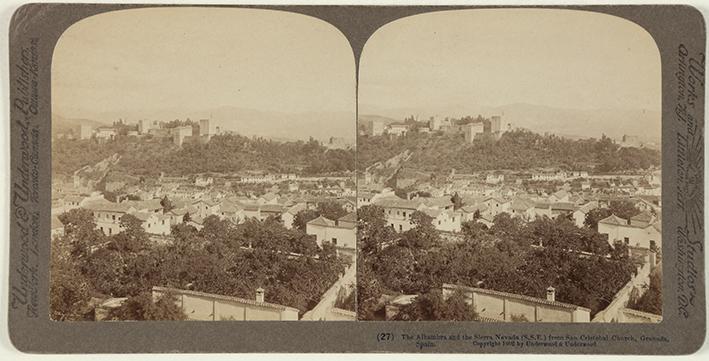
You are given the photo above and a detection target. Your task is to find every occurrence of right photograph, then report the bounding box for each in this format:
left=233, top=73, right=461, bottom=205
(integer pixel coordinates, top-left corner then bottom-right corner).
left=356, top=9, right=662, bottom=322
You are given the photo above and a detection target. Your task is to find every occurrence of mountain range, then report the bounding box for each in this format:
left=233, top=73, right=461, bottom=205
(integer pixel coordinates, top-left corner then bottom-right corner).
left=53, top=106, right=356, bottom=144
left=358, top=103, right=661, bottom=143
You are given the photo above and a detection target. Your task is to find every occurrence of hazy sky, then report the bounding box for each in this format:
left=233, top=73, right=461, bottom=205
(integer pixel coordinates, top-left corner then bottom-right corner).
left=52, top=7, right=355, bottom=119
left=359, top=9, right=661, bottom=115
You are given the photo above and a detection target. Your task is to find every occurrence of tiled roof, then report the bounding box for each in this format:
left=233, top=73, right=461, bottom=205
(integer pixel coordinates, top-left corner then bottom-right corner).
left=307, top=215, right=334, bottom=227
left=286, top=203, right=307, bottom=215
left=338, top=212, right=356, bottom=223
left=631, top=211, right=653, bottom=222
left=510, top=198, right=534, bottom=211
left=577, top=202, right=597, bottom=213
left=461, top=202, right=487, bottom=212
left=551, top=202, right=577, bottom=211
left=260, top=204, right=284, bottom=213
left=129, top=199, right=163, bottom=211
left=219, top=200, right=243, bottom=213
left=132, top=212, right=154, bottom=222
left=422, top=208, right=442, bottom=218
left=261, top=192, right=278, bottom=201
left=598, top=214, right=628, bottom=226
left=420, top=196, right=453, bottom=208
left=373, top=197, right=422, bottom=210
left=83, top=199, right=133, bottom=213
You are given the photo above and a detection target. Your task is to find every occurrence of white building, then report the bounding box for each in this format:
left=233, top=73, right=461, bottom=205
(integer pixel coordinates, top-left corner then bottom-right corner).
left=598, top=212, right=661, bottom=250
left=463, top=122, right=484, bottom=143
left=386, top=123, right=409, bottom=136
left=306, top=213, right=356, bottom=250
left=172, top=125, right=194, bottom=146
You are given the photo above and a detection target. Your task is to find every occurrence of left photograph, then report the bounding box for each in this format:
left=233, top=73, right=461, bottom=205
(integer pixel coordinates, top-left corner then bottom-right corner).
left=50, top=8, right=356, bottom=321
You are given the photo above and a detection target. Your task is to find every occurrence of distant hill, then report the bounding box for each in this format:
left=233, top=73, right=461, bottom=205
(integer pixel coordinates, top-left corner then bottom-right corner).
left=358, top=103, right=661, bottom=143
left=51, top=114, right=107, bottom=136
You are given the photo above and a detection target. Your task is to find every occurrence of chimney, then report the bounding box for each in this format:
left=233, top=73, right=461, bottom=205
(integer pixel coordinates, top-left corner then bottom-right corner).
left=255, top=287, right=265, bottom=303
left=649, top=251, right=657, bottom=270
left=546, top=286, right=556, bottom=302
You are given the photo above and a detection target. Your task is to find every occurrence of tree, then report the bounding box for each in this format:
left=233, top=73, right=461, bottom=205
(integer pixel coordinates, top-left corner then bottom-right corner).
left=58, top=208, right=104, bottom=262
left=108, top=214, right=149, bottom=253
left=357, top=259, right=384, bottom=320
left=627, top=270, right=662, bottom=315
left=461, top=220, right=488, bottom=241
left=451, top=192, right=463, bottom=210
left=316, top=201, right=348, bottom=220
left=50, top=239, right=92, bottom=321
left=292, top=209, right=319, bottom=232
left=357, top=205, right=396, bottom=256
left=400, top=211, right=437, bottom=249
left=160, top=195, right=174, bottom=213
left=584, top=208, right=612, bottom=230
left=392, top=289, right=478, bottom=321
left=106, top=292, right=187, bottom=321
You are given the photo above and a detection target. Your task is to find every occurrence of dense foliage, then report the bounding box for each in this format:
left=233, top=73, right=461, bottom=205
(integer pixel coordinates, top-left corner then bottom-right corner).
left=51, top=209, right=349, bottom=320
left=52, top=135, right=354, bottom=177
left=357, top=130, right=660, bottom=173
left=357, top=205, right=637, bottom=319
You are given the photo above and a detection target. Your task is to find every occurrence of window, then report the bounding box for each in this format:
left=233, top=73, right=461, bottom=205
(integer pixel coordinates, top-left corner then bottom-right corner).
left=399, top=224, right=403, bottom=231
left=624, top=237, right=630, bottom=245
left=331, top=238, right=337, bottom=245
left=162, top=220, right=165, bottom=225
left=112, top=215, right=116, bottom=220
left=403, top=211, right=407, bottom=217
left=108, top=228, right=112, bottom=235
left=649, top=240, right=656, bottom=250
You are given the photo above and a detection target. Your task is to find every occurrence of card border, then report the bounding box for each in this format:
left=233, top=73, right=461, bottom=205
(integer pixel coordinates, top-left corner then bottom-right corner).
left=7, top=3, right=706, bottom=354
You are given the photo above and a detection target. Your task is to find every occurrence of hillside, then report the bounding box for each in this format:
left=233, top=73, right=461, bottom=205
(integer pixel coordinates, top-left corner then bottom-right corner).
left=357, top=129, right=661, bottom=174
left=52, top=134, right=355, bottom=177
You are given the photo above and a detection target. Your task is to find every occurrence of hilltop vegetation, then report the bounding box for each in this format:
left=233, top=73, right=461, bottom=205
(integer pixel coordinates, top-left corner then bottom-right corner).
left=357, top=129, right=660, bottom=174
left=53, top=134, right=355, bottom=177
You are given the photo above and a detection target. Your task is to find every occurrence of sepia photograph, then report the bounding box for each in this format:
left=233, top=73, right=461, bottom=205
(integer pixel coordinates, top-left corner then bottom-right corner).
left=49, top=7, right=357, bottom=322
left=356, top=9, right=663, bottom=322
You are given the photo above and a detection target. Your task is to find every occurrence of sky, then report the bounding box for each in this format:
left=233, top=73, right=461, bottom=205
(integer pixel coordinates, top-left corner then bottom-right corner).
left=359, top=9, right=661, bottom=116
left=52, top=7, right=356, bottom=119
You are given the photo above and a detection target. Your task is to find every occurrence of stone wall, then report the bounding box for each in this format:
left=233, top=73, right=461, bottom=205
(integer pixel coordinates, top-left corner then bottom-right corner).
left=591, top=258, right=657, bottom=323
left=301, top=262, right=356, bottom=321
left=152, top=287, right=299, bottom=321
